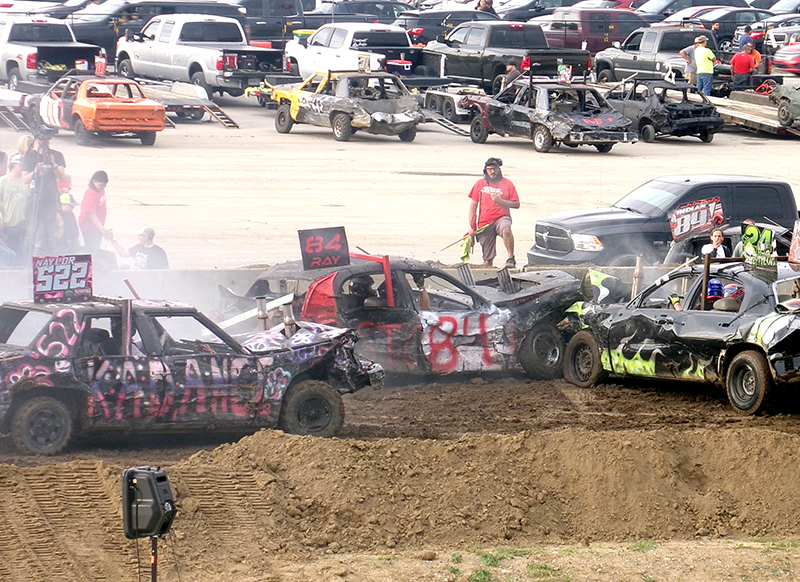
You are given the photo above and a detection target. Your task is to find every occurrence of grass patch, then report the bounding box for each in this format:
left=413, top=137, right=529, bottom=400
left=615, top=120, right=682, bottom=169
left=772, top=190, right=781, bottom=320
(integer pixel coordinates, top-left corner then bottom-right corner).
left=446, top=565, right=462, bottom=577
left=452, top=553, right=463, bottom=564
left=476, top=548, right=532, bottom=567
left=641, top=574, right=655, bottom=582
left=374, top=555, right=396, bottom=569
left=527, top=563, right=573, bottom=580
left=468, top=569, right=493, bottom=582
left=761, top=540, right=799, bottom=553
left=631, top=540, right=660, bottom=553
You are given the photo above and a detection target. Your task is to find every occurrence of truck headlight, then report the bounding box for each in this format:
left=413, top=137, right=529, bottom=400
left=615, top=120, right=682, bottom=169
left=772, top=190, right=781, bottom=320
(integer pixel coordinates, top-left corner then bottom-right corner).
left=571, top=234, right=603, bottom=252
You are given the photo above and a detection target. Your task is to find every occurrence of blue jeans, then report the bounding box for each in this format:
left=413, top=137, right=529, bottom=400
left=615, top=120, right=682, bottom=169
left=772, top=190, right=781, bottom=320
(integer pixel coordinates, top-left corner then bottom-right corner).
left=696, top=73, right=713, bottom=96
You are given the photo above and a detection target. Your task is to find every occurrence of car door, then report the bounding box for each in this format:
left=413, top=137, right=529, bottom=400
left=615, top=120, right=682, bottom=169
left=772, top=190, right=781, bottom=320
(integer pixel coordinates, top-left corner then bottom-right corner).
left=620, top=81, right=648, bottom=124
left=39, top=78, right=71, bottom=129
left=130, top=18, right=161, bottom=77
left=152, top=19, right=175, bottom=79
left=300, top=74, right=337, bottom=126
left=438, top=24, right=470, bottom=79
left=614, top=30, right=645, bottom=77
left=486, top=82, right=521, bottom=134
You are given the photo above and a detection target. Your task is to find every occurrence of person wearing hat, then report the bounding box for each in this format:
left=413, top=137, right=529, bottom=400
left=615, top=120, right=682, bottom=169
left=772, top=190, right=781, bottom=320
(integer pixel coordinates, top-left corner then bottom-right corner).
left=78, top=170, right=111, bottom=252
left=110, top=226, right=169, bottom=269
left=694, top=35, right=716, bottom=96
left=467, top=157, right=520, bottom=268
left=20, top=129, right=66, bottom=254
left=0, top=153, right=30, bottom=256
left=679, top=36, right=704, bottom=86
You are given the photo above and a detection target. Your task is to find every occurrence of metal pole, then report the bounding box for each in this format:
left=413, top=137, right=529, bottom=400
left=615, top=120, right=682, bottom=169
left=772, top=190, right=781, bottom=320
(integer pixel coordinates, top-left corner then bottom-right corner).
left=150, top=536, right=157, bottom=582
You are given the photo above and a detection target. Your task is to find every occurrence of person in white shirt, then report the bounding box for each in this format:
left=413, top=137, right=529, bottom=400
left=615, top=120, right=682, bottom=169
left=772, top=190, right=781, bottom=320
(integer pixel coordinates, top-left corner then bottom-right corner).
left=701, top=228, right=730, bottom=258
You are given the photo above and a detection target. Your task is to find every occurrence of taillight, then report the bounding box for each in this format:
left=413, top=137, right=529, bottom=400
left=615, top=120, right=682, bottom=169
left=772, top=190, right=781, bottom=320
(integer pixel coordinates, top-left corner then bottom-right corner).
left=751, top=31, right=764, bottom=39
left=216, top=56, right=223, bottom=70
left=587, top=54, right=592, bottom=70
left=216, top=55, right=237, bottom=70
left=26, top=53, right=36, bottom=69
left=244, top=23, right=251, bottom=40
left=520, top=55, right=530, bottom=71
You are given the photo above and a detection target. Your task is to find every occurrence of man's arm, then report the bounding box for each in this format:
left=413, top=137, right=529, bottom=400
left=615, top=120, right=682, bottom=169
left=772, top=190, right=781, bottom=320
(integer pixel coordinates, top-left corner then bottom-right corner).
left=468, top=197, right=478, bottom=235
left=110, top=238, right=131, bottom=257
left=87, top=213, right=112, bottom=238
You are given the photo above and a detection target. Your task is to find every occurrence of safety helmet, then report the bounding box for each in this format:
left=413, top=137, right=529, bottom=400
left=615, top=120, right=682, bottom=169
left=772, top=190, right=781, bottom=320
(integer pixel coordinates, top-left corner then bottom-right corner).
left=348, top=275, right=374, bottom=296
left=723, top=284, right=744, bottom=301
left=707, top=278, right=724, bottom=299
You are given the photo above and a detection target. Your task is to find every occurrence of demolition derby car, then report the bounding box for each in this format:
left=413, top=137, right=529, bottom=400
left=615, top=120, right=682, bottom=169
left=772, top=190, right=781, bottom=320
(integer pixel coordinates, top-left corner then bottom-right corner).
left=224, top=257, right=582, bottom=378
left=0, top=298, right=381, bottom=455
left=769, top=83, right=800, bottom=128
left=269, top=70, right=424, bottom=142
left=23, top=75, right=166, bottom=146
left=563, top=260, right=800, bottom=414
left=460, top=78, right=638, bottom=153
left=604, top=78, right=724, bottom=143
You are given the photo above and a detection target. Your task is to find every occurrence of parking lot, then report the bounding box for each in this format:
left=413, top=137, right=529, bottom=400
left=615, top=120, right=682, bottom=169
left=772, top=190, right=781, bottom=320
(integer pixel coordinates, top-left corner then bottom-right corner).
left=2, top=89, right=799, bottom=271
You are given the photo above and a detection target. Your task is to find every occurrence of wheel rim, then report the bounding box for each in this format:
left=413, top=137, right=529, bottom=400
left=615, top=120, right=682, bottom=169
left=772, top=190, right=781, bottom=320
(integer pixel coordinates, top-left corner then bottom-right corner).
left=295, top=396, right=332, bottom=433
left=733, top=364, right=757, bottom=401
left=443, top=101, right=454, bottom=119
left=334, top=117, right=343, bottom=135
left=778, top=105, right=791, bottom=125
left=27, top=408, right=66, bottom=448
left=573, top=344, right=594, bottom=383
left=534, top=130, right=544, bottom=149
left=533, top=334, right=560, bottom=367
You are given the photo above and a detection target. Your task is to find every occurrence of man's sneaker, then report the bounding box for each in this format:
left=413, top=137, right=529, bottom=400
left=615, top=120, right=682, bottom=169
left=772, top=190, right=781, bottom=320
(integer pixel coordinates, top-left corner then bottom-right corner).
left=505, top=256, right=516, bottom=268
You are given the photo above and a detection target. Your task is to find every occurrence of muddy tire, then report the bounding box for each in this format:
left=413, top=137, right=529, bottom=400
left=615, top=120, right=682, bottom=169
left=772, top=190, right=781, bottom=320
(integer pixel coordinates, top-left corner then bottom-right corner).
left=640, top=123, right=656, bottom=143
left=595, top=143, right=613, bottom=153
left=597, top=68, right=614, bottom=83
left=139, top=131, right=156, bottom=146
left=118, top=58, right=134, bottom=77
left=74, top=119, right=91, bottom=146
left=470, top=116, right=488, bottom=143
left=191, top=71, right=212, bottom=99
left=11, top=396, right=73, bottom=455
left=275, top=103, right=294, bottom=133
left=398, top=127, right=416, bottom=142
left=8, top=67, right=21, bottom=91
left=726, top=351, right=773, bottom=415
left=698, top=128, right=714, bottom=143
left=777, top=102, right=794, bottom=127
left=518, top=322, right=566, bottom=380
left=564, top=330, right=607, bottom=388
left=442, top=98, right=458, bottom=123
left=533, top=125, right=552, bottom=153
left=278, top=380, right=344, bottom=437
left=332, top=113, right=352, bottom=142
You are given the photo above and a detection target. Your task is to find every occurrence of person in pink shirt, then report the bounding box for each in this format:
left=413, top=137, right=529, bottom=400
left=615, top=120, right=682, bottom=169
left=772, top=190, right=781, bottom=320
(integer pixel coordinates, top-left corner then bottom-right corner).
left=78, top=170, right=111, bottom=251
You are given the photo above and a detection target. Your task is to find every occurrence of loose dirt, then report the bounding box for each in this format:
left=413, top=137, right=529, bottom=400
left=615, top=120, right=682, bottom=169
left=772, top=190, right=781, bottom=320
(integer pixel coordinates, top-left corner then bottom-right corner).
left=3, top=376, right=800, bottom=581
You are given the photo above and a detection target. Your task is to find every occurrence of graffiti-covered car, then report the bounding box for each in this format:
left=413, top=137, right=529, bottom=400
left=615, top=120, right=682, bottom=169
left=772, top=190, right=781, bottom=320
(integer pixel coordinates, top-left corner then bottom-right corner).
left=460, top=77, right=638, bottom=153
left=563, top=260, right=800, bottom=414
left=0, top=298, right=381, bottom=455
left=604, top=78, right=724, bottom=143
left=226, top=257, right=582, bottom=379
left=270, top=70, right=424, bottom=142
left=769, top=83, right=800, bottom=128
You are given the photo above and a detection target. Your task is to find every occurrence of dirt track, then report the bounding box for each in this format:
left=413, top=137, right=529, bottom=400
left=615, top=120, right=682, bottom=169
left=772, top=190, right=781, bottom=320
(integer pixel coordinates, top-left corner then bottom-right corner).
left=4, top=376, right=800, bottom=582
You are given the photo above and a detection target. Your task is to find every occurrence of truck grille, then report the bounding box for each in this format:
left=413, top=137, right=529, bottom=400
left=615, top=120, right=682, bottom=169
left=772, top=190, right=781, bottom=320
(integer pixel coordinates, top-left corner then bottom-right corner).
left=535, top=224, right=572, bottom=254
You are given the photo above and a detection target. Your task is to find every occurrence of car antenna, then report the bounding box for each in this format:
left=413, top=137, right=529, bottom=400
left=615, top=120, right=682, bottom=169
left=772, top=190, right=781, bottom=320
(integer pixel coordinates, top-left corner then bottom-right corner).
left=356, top=245, right=372, bottom=255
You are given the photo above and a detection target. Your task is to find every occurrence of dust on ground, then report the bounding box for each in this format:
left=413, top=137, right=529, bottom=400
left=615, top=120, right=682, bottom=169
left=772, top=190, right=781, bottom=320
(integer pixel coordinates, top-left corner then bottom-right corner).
left=3, top=375, right=800, bottom=582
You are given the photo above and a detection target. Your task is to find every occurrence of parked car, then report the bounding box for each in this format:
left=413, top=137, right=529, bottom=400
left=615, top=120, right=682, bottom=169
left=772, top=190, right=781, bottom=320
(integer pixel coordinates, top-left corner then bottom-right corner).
left=563, top=260, right=800, bottom=415
left=461, top=76, right=638, bottom=152
left=307, top=0, right=416, bottom=22
left=688, top=6, right=775, bottom=50
left=768, top=0, right=800, bottom=13
left=30, top=0, right=111, bottom=18
left=733, top=12, right=800, bottom=50
left=269, top=70, right=424, bottom=141
left=541, top=7, right=649, bottom=54
left=769, top=82, right=800, bottom=126
left=23, top=75, right=166, bottom=146
left=773, top=41, right=800, bottom=72
left=604, top=77, right=724, bottom=142
left=392, top=8, right=500, bottom=44
left=635, top=0, right=749, bottom=22
left=0, top=298, right=382, bottom=455
left=496, top=0, right=582, bottom=20
left=656, top=4, right=728, bottom=22
left=764, top=22, right=800, bottom=48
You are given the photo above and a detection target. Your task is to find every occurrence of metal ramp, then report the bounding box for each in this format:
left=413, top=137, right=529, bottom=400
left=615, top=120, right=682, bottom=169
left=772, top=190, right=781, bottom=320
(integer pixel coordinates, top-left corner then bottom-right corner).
left=0, top=105, right=29, bottom=131
left=707, top=93, right=800, bottom=138
left=204, top=104, right=239, bottom=129
left=424, top=109, right=469, bottom=136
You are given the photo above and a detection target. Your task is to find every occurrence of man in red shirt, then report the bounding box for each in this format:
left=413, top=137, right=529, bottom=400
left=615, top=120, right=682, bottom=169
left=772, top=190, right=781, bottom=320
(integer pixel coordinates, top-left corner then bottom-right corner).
left=730, top=44, right=755, bottom=90
left=467, top=157, right=520, bottom=268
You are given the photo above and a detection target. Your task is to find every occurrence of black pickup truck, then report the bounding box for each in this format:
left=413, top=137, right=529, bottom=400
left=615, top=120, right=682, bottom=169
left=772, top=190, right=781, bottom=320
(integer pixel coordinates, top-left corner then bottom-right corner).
left=422, top=21, right=590, bottom=92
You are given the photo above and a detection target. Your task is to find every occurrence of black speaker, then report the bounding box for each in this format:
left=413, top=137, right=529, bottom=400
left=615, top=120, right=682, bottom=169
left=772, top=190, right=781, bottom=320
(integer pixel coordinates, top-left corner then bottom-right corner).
left=122, top=466, right=177, bottom=539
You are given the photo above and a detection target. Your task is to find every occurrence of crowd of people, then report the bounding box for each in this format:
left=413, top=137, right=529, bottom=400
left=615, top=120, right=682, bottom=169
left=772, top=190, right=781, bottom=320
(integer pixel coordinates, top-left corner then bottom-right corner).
left=680, top=29, right=763, bottom=95
left=0, top=131, right=168, bottom=269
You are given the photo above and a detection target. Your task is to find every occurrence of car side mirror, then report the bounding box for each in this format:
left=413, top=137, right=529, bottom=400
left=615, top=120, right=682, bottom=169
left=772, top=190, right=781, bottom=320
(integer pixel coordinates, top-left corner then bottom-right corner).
left=299, top=37, right=308, bottom=47
left=613, top=41, right=621, bottom=48
left=436, top=34, right=447, bottom=43
left=125, top=28, right=133, bottom=40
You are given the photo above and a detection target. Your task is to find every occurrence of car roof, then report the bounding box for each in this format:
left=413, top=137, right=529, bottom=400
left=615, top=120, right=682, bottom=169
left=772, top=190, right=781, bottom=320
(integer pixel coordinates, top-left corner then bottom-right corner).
left=1, top=298, right=196, bottom=313
left=621, top=77, right=697, bottom=88
left=316, top=22, right=408, bottom=32
left=144, top=12, right=240, bottom=22
left=653, top=174, right=791, bottom=186
left=255, top=257, right=446, bottom=282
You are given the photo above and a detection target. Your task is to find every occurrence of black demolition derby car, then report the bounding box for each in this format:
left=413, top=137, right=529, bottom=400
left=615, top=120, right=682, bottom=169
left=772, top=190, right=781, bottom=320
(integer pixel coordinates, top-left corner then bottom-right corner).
left=0, top=298, right=382, bottom=455
left=459, top=78, right=638, bottom=153
left=604, top=78, right=725, bottom=143
left=563, top=260, right=800, bottom=414
left=222, top=257, right=582, bottom=379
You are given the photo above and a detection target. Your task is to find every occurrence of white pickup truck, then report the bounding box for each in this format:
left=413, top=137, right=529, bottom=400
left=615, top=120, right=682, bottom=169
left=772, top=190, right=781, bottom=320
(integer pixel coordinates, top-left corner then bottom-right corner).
left=0, top=16, right=102, bottom=91
left=115, top=13, right=283, bottom=98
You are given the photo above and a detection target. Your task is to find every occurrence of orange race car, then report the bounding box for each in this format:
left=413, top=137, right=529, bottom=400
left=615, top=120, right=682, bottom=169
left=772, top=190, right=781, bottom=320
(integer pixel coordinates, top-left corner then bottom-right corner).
left=24, top=75, right=166, bottom=146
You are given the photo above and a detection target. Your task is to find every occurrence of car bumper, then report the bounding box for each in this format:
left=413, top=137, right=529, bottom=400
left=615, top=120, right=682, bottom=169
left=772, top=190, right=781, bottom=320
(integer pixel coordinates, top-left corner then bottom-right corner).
left=527, top=246, right=604, bottom=266
left=667, top=117, right=725, bottom=135
left=357, top=111, right=424, bottom=135
left=564, top=131, right=638, bottom=144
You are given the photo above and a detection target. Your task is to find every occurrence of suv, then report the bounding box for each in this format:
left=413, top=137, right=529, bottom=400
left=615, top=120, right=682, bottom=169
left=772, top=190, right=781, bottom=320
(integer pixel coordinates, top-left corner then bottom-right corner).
left=542, top=8, right=648, bottom=53
left=393, top=8, right=500, bottom=44
left=634, top=0, right=749, bottom=22
left=527, top=175, right=799, bottom=266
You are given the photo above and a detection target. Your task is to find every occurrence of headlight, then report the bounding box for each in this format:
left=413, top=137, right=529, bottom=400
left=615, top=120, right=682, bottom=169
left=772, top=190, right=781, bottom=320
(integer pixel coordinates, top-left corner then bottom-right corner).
left=571, top=234, right=603, bottom=252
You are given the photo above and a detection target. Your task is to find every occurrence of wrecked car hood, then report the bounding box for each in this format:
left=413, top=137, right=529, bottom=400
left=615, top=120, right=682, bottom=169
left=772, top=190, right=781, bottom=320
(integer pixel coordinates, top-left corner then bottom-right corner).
left=535, top=206, right=657, bottom=235
left=241, top=321, right=351, bottom=354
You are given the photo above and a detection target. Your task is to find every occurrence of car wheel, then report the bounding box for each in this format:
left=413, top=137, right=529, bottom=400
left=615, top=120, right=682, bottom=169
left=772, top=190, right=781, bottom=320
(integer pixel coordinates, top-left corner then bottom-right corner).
left=11, top=396, right=74, bottom=455
left=73, top=119, right=91, bottom=146
left=139, top=131, right=156, bottom=146
left=518, top=322, right=566, bottom=380
left=777, top=102, right=794, bottom=127
left=191, top=71, right=212, bottom=100
left=275, top=103, right=294, bottom=134
left=608, top=252, right=643, bottom=267
left=442, top=98, right=458, bottom=123
left=226, top=88, right=244, bottom=97
left=595, top=143, right=614, bottom=153
left=726, top=351, right=773, bottom=415
left=470, top=116, right=488, bottom=143
left=597, top=68, right=614, bottom=83
left=118, top=58, right=134, bottom=78
left=698, top=128, right=714, bottom=143
left=427, top=94, right=442, bottom=113
left=189, top=108, right=204, bottom=120
left=718, top=38, right=733, bottom=52
left=331, top=112, right=352, bottom=141
left=8, top=67, right=21, bottom=91
left=278, top=380, right=344, bottom=437
left=532, top=125, right=552, bottom=153
left=640, top=123, right=656, bottom=143
left=492, top=73, right=505, bottom=95
left=564, top=330, right=607, bottom=388
left=398, top=127, right=416, bottom=142
left=26, top=104, right=44, bottom=132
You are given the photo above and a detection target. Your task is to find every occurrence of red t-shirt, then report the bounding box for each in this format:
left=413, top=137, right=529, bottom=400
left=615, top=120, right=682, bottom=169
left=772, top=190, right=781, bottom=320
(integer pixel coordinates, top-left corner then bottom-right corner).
left=78, top=185, right=107, bottom=233
left=730, top=52, right=754, bottom=74
left=468, top=177, right=519, bottom=229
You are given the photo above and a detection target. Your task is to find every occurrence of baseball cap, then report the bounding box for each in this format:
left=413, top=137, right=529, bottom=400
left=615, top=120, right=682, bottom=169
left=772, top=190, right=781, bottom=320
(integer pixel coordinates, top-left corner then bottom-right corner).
left=137, top=226, right=155, bottom=239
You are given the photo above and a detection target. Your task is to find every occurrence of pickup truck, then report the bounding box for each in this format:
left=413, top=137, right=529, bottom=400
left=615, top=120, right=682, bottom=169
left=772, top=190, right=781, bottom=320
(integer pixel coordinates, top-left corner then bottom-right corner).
left=0, top=16, right=102, bottom=92
left=421, top=21, right=590, bottom=92
left=115, top=14, right=283, bottom=98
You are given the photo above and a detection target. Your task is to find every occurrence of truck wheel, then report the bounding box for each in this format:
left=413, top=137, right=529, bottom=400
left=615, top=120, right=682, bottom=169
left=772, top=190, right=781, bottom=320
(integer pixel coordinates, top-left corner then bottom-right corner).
left=726, top=351, right=773, bottom=415
left=532, top=125, right=552, bottom=152
left=191, top=72, right=212, bottom=100
left=398, top=127, right=416, bottom=142
left=778, top=102, right=794, bottom=127
left=595, top=143, right=613, bottom=153
left=470, top=116, right=488, bottom=143
left=189, top=109, right=204, bottom=120
left=26, top=105, right=43, bottom=132
left=278, top=380, right=344, bottom=437
left=718, top=38, right=733, bottom=52
left=226, top=88, right=244, bottom=97
left=8, top=67, right=21, bottom=91
left=74, top=119, right=91, bottom=146
left=698, top=128, right=714, bottom=143
left=564, top=330, right=607, bottom=388
left=275, top=103, right=294, bottom=133
left=11, top=396, right=74, bottom=455
left=139, top=131, right=156, bottom=146
left=442, top=98, right=458, bottom=123
left=640, top=123, right=656, bottom=143
left=597, top=68, right=614, bottom=83
left=332, top=113, right=352, bottom=141
left=518, top=322, right=565, bottom=380
left=118, top=58, right=134, bottom=78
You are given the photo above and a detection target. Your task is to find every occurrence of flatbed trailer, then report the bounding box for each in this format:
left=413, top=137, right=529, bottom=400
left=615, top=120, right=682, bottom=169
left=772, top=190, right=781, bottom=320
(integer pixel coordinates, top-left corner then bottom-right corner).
left=706, top=90, right=800, bottom=137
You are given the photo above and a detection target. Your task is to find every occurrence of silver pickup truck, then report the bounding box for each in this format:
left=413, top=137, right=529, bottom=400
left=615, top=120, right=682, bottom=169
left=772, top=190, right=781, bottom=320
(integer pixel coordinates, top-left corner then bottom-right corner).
left=115, top=13, right=283, bottom=98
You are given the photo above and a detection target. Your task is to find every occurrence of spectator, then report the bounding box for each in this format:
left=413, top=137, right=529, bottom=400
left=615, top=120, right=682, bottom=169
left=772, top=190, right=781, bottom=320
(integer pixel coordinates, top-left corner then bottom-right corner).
left=479, top=0, right=498, bottom=14
left=78, top=170, right=112, bottom=252
left=730, top=44, right=755, bottom=90
left=57, top=191, right=81, bottom=253
left=467, top=157, right=520, bottom=268
left=0, top=154, right=30, bottom=256
left=475, top=0, right=487, bottom=9
left=21, top=129, right=66, bottom=255
left=679, top=37, right=703, bottom=85
left=738, top=26, right=753, bottom=51
left=503, top=63, right=522, bottom=88
left=701, top=228, right=730, bottom=258
left=694, top=36, right=716, bottom=96
left=747, top=42, right=762, bottom=71
left=110, top=226, right=169, bottom=269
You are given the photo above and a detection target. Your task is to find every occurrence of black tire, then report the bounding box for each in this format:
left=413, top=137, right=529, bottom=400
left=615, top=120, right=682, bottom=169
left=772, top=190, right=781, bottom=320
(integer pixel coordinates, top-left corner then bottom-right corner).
left=226, top=88, right=244, bottom=97
left=74, top=118, right=91, bottom=146
left=288, top=60, right=300, bottom=76
left=275, top=103, right=294, bottom=134
left=532, top=125, right=552, bottom=153
left=442, top=98, right=458, bottom=123
left=427, top=94, right=442, bottom=113
left=278, top=380, right=343, bottom=437
left=191, top=71, right=212, bottom=100
left=726, top=351, right=773, bottom=415
left=470, top=116, right=488, bottom=143
left=257, top=96, right=268, bottom=107
left=332, top=112, right=352, bottom=141
left=564, top=330, right=607, bottom=388
left=11, top=396, right=73, bottom=455
left=518, top=322, right=566, bottom=380
left=26, top=104, right=44, bottom=132
left=777, top=102, right=794, bottom=127
left=398, top=127, right=416, bottom=142
left=595, top=143, right=613, bottom=153
left=640, top=123, right=656, bottom=143
left=492, top=73, right=505, bottom=95
left=139, top=131, right=156, bottom=146
left=698, top=128, right=714, bottom=143
left=608, top=251, right=648, bottom=267
left=189, top=109, right=204, bottom=120
left=718, top=38, right=733, bottom=52
left=8, top=67, right=21, bottom=91
left=597, top=68, right=614, bottom=83
left=118, top=58, right=134, bottom=78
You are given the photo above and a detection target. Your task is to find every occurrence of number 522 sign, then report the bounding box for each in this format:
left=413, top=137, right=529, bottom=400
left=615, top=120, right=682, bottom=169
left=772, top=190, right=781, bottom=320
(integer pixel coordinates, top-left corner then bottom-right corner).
left=32, top=254, right=93, bottom=303
left=298, top=227, right=350, bottom=270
